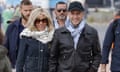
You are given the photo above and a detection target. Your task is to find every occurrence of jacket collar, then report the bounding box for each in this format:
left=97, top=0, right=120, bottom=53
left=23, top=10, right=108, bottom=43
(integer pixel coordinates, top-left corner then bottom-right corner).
left=60, top=24, right=92, bottom=35
left=14, top=18, right=22, bottom=27
left=60, top=27, right=70, bottom=33
left=83, top=24, right=93, bottom=34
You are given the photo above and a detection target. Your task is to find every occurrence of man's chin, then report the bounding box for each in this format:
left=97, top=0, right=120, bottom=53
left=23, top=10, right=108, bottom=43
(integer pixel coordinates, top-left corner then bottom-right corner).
left=59, top=16, right=66, bottom=20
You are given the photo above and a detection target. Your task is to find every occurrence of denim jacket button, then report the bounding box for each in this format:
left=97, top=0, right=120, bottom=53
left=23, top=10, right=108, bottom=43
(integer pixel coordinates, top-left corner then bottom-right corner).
left=40, top=49, right=43, bottom=52
left=63, top=56, right=66, bottom=59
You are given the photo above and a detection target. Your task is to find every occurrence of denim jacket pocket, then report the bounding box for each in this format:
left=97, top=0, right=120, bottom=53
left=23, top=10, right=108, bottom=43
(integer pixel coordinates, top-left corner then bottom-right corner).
left=24, top=56, right=38, bottom=71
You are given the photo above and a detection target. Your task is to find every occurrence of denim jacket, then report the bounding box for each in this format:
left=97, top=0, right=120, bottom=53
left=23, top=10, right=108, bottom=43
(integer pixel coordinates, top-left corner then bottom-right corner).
left=16, top=36, right=50, bottom=72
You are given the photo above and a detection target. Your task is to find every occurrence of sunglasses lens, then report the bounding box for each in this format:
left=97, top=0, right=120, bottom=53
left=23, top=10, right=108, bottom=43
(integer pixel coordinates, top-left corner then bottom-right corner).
left=35, top=18, right=47, bottom=23
left=57, top=10, right=61, bottom=12
left=42, top=19, right=47, bottom=23
left=57, top=9, right=67, bottom=12
left=35, top=19, right=40, bottom=23
left=63, top=10, right=66, bottom=12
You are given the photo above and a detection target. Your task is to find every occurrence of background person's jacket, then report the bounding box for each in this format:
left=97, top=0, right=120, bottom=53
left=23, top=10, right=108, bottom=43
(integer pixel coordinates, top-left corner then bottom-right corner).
left=4, top=18, right=23, bottom=68
left=0, top=45, right=12, bottom=72
left=101, top=19, right=120, bottom=71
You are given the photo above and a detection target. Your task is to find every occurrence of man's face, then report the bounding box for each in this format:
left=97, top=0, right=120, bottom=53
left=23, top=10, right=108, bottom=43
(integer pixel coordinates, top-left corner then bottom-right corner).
left=68, top=10, right=84, bottom=26
left=20, top=4, right=33, bottom=21
left=55, top=4, right=67, bottom=20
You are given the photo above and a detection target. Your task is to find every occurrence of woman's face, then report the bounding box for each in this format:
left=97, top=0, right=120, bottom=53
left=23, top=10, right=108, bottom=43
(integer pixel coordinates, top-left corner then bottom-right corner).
left=34, top=14, right=48, bottom=31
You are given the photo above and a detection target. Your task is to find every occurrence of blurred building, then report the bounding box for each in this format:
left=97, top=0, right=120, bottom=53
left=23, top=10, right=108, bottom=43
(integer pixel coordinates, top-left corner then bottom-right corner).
left=86, top=0, right=103, bottom=7
left=31, top=0, right=49, bottom=9
left=0, top=0, right=5, bottom=13
left=69, top=0, right=85, bottom=5
left=85, top=0, right=118, bottom=9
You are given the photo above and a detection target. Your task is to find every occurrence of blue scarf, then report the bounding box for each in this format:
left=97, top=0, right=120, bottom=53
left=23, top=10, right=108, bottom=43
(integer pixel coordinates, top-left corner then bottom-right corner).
left=66, top=19, right=85, bottom=49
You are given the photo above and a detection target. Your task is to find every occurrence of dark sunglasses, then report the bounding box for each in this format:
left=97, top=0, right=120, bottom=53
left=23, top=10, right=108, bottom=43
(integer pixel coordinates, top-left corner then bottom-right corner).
left=35, top=18, right=48, bottom=23
left=57, top=9, right=67, bottom=12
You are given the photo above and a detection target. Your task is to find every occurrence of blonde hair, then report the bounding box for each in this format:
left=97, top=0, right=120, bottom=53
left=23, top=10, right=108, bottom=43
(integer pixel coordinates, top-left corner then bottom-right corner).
left=27, top=8, right=54, bottom=32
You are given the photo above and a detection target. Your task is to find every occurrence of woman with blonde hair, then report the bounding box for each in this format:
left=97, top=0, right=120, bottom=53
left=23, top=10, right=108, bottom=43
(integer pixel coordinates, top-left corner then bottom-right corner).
left=16, top=8, right=54, bottom=72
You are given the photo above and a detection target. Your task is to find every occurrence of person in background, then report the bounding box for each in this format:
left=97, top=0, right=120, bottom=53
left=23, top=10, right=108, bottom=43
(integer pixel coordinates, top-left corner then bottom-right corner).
left=101, top=10, right=120, bottom=72
left=13, top=5, right=21, bottom=18
left=0, top=6, right=4, bottom=13
left=6, top=5, right=21, bottom=25
left=114, top=11, right=120, bottom=19
left=49, top=1, right=101, bottom=72
left=4, top=0, right=33, bottom=68
left=53, top=1, right=68, bottom=29
left=16, top=8, right=54, bottom=72
left=1, top=5, right=14, bottom=32
left=0, top=29, right=12, bottom=72
left=0, top=14, right=2, bottom=28
left=111, top=11, right=120, bottom=49
left=7, top=16, right=20, bottom=24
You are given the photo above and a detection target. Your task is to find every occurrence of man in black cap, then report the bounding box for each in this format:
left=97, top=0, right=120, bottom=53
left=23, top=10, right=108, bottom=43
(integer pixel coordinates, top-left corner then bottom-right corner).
left=49, top=1, right=101, bottom=72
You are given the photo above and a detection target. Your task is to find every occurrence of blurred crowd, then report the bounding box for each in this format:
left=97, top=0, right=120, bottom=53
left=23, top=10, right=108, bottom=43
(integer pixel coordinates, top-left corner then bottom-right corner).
left=0, top=0, right=120, bottom=72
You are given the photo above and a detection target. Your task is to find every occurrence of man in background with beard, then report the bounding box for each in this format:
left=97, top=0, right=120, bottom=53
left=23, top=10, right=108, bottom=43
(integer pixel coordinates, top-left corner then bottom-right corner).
left=4, top=0, right=33, bottom=69
left=53, top=1, right=68, bottom=29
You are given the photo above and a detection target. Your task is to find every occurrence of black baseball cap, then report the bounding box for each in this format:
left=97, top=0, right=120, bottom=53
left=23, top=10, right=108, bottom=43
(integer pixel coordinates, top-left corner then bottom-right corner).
left=68, top=1, right=84, bottom=11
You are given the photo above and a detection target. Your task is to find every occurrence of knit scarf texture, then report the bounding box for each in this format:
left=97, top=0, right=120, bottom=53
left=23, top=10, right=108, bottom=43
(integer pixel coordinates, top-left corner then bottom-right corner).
left=20, top=27, right=54, bottom=44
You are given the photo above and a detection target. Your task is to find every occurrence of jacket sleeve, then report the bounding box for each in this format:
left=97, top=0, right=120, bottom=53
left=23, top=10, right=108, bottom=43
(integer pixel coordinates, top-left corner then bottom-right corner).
left=101, top=22, right=115, bottom=64
left=4, top=56, right=12, bottom=72
left=49, top=30, right=59, bottom=72
left=16, top=37, right=28, bottom=72
left=90, top=29, right=101, bottom=71
left=4, top=25, right=11, bottom=52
